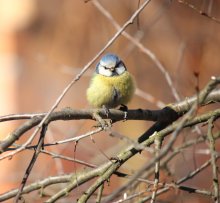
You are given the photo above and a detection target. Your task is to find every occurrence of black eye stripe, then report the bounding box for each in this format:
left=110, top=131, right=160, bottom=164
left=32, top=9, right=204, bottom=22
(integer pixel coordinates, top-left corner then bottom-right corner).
left=116, top=61, right=126, bottom=69
left=115, top=61, right=122, bottom=67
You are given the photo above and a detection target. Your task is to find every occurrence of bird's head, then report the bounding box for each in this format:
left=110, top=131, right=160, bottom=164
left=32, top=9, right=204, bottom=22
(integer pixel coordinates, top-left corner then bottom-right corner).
left=96, top=53, right=127, bottom=77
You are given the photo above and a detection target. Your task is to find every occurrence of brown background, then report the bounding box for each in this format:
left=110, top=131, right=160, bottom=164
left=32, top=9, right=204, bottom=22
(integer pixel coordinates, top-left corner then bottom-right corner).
left=0, top=0, right=220, bottom=202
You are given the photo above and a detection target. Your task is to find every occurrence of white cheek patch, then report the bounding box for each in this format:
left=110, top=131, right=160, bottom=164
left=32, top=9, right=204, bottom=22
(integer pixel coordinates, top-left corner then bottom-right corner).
left=98, top=66, right=112, bottom=77
left=115, top=65, right=126, bottom=75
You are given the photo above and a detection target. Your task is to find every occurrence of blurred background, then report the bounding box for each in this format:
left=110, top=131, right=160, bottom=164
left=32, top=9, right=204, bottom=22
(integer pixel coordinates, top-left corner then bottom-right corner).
left=0, top=0, right=220, bottom=202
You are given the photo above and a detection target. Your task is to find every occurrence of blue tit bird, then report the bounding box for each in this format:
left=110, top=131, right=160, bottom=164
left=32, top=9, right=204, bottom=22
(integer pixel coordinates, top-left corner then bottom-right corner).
left=87, top=53, right=135, bottom=110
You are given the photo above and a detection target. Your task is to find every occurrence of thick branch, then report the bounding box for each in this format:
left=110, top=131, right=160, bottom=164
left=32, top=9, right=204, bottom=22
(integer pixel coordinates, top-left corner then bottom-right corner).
left=0, top=89, right=220, bottom=154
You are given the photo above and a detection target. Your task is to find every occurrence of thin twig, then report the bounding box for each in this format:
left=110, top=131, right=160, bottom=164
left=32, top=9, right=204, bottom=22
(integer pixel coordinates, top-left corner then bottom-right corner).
left=54, top=127, right=103, bottom=144
left=96, top=183, right=104, bottom=203
left=178, top=0, right=220, bottom=24
left=207, top=117, right=219, bottom=203
left=0, top=113, right=46, bottom=122
left=14, top=124, right=48, bottom=202
left=42, top=150, right=97, bottom=168
left=150, top=137, right=162, bottom=203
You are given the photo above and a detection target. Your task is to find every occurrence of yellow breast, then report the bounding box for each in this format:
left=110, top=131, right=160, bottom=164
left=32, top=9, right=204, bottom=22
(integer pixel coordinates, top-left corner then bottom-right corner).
left=87, top=71, right=135, bottom=108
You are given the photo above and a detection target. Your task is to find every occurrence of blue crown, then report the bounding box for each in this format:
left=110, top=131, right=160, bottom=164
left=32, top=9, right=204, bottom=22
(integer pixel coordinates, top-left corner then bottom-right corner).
left=100, top=53, right=120, bottom=64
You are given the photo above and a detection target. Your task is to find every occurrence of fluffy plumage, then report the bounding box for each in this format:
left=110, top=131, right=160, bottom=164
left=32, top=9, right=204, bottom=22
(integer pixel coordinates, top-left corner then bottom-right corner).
left=87, top=53, right=135, bottom=108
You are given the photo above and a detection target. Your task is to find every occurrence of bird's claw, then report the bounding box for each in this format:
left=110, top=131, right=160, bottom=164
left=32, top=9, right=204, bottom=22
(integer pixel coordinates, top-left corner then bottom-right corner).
left=119, top=104, right=128, bottom=121
left=102, top=105, right=110, bottom=118
left=92, top=111, right=111, bottom=130
left=94, top=120, right=112, bottom=130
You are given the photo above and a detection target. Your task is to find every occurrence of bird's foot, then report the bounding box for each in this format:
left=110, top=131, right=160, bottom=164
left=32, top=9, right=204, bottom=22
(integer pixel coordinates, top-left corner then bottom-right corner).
left=119, top=104, right=128, bottom=121
left=95, top=120, right=112, bottom=130
left=92, top=111, right=111, bottom=130
left=102, top=105, right=110, bottom=118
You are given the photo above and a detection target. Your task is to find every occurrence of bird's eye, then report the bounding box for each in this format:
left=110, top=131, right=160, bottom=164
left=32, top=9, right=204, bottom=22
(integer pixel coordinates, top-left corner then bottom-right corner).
left=103, top=66, right=108, bottom=70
